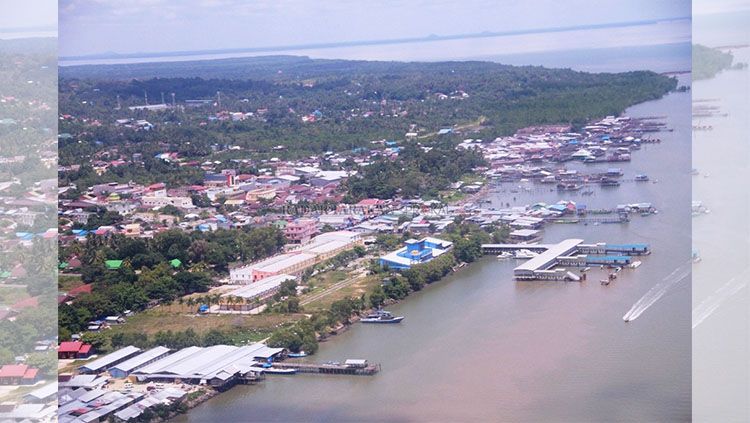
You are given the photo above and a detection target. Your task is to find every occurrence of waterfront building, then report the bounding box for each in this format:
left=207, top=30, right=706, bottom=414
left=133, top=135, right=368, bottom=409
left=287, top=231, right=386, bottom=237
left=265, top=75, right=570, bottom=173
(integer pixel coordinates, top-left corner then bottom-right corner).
left=108, top=346, right=172, bottom=378
left=379, top=237, right=454, bottom=270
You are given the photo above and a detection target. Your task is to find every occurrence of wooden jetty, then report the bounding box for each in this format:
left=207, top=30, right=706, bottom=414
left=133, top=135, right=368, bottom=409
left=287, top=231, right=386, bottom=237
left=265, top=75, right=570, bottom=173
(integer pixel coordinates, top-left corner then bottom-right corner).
left=273, top=360, right=381, bottom=376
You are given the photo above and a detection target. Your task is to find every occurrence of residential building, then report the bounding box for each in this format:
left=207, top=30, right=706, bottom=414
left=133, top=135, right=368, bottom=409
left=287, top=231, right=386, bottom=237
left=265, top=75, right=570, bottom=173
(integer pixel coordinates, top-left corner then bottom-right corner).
left=284, top=218, right=318, bottom=244
left=58, top=341, right=94, bottom=359
left=141, top=196, right=194, bottom=209
left=0, top=364, right=39, bottom=385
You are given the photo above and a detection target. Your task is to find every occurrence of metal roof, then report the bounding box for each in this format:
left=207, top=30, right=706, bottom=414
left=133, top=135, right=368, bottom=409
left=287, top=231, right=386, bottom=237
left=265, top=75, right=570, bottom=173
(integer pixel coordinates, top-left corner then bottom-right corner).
left=110, top=346, right=171, bottom=373
left=224, top=274, right=295, bottom=300
left=133, top=344, right=284, bottom=380
left=79, top=345, right=141, bottom=372
left=515, top=239, right=584, bottom=272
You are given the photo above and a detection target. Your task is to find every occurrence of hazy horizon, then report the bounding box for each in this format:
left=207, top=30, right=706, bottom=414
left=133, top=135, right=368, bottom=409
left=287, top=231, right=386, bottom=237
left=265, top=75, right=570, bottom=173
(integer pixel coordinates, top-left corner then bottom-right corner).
left=60, top=0, right=691, bottom=59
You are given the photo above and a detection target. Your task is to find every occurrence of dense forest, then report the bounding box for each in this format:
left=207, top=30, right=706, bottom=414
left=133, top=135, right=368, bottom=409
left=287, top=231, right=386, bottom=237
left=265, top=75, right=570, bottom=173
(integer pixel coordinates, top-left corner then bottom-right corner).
left=344, top=140, right=486, bottom=201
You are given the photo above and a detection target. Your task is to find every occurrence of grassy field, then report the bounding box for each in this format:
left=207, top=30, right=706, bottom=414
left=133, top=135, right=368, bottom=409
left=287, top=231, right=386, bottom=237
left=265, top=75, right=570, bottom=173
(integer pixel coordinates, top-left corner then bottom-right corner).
left=303, top=270, right=348, bottom=297
left=59, top=274, right=83, bottom=291
left=302, top=274, right=382, bottom=312
left=109, top=307, right=304, bottom=339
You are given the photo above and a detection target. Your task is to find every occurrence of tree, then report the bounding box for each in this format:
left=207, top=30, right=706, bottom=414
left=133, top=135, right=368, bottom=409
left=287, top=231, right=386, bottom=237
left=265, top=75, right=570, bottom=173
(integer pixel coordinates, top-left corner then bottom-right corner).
left=369, top=285, right=386, bottom=309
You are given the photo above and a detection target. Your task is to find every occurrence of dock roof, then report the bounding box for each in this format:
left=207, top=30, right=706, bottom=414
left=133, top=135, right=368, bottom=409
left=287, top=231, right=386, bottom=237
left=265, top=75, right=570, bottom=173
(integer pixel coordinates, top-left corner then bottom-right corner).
left=515, top=239, right=583, bottom=272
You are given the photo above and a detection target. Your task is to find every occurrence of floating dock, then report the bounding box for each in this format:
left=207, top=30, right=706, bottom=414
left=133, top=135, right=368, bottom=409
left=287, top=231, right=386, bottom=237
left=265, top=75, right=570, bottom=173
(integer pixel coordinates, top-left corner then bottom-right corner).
left=481, top=239, right=649, bottom=281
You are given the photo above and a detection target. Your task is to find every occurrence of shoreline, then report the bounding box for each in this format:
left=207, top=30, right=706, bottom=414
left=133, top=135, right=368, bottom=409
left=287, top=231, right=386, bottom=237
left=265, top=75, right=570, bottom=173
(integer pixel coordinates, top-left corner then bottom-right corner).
left=167, top=99, right=674, bottom=420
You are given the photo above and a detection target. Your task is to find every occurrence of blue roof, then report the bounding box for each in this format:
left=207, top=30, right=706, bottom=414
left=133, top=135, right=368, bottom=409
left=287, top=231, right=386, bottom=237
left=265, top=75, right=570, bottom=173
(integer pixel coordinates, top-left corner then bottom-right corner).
left=606, top=243, right=649, bottom=249
left=590, top=255, right=631, bottom=262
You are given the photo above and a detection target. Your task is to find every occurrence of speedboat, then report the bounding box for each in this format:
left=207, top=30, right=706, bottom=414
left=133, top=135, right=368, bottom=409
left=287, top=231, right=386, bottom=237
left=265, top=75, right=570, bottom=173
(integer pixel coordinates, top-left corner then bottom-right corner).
left=287, top=351, right=307, bottom=358
left=361, top=310, right=404, bottom=324
left=497, top=251, right=513, bottom=259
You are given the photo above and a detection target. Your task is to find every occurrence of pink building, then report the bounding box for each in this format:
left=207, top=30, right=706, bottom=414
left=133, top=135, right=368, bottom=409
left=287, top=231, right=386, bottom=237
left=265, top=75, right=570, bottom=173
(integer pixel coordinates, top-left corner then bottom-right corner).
left=284, top=218, right=318, bottom=244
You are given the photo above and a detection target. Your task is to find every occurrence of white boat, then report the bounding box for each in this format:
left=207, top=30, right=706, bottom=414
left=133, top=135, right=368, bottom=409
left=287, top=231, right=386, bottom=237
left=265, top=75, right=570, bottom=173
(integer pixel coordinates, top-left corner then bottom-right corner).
left=514, top=249, right=539, bottom=259
left=630, top=260, right=642, bottom=269
left=496, top=252, right=513, bottom=259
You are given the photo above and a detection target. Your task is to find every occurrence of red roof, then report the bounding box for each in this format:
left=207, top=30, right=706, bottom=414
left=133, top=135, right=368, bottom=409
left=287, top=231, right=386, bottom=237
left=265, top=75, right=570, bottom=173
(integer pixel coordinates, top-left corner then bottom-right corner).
left=11, top=296, right=38, bottom=310
left=23, top=368, right=38, bottom=379
left=79, top=344, right=93, bottom=355
left=357, top=198, right=383, bottom=206
left=58, top=341, right=83, bottom=353
left=0, top=364, right=29, bottom=378
left=68, top=284, right=92, bottom=296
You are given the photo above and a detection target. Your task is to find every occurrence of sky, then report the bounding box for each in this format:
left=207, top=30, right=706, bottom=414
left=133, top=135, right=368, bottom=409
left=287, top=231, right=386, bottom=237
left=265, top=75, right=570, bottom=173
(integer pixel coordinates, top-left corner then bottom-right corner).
left=0, top=0, right=57, bottom=35
left=59, top=0, right=692, bottom=58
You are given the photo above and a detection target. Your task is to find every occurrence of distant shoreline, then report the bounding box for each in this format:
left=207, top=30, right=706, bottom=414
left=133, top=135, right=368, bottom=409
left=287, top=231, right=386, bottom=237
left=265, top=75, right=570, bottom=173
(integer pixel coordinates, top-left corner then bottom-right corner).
left=60, top=16, right=689, bottom=65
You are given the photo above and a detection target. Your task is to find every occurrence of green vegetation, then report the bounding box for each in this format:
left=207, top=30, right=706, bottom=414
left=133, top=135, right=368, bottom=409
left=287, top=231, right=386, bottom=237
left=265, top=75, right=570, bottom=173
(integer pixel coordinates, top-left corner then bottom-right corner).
left=59, top=56, right=677, bottom=173
left=343, top=140, right=485, bottom=201
left=693, top=44, right=735, bottom=80
left=58, top=226, right=286, bottom=337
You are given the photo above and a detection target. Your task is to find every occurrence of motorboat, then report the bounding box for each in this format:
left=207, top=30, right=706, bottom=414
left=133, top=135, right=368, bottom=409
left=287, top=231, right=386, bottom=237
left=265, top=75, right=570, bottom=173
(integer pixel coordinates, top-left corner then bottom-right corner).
left=496, top=251, right=513, bottom=259
left=514, top=249, right=539, bottom=259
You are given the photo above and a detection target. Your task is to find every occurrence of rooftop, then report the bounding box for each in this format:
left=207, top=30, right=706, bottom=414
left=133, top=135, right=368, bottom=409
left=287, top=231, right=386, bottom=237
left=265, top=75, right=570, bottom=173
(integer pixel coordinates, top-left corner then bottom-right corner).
left=110, top=346, right=171, bottom=374
left=79, top=345, right=141, bottom=373
left=515, top=239, right=584, bottom=272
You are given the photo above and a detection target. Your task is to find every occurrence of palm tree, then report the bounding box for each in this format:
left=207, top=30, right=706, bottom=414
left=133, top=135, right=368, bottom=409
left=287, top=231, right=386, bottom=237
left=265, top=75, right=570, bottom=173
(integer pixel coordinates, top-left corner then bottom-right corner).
left=177, top=297, right=184, bottom=312
left=224, top=295, right=233, bottom=311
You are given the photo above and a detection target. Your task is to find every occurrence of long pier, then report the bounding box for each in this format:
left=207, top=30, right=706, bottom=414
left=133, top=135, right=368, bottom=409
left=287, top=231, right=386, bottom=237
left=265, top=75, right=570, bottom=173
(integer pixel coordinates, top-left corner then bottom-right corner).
left=273, top=361, right=381, bottom=376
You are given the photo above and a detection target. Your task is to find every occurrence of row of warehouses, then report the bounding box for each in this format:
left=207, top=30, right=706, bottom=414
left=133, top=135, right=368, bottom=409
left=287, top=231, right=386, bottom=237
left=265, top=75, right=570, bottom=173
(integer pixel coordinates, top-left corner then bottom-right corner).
left=229, top=231, right=363, bottom=283
left=77, top=343, right=285, bottom=389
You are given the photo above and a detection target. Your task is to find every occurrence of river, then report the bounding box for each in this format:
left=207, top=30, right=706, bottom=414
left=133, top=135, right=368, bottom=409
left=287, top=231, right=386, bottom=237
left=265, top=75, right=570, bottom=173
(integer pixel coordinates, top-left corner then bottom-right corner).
left=175, top=61, right=692, bottom=420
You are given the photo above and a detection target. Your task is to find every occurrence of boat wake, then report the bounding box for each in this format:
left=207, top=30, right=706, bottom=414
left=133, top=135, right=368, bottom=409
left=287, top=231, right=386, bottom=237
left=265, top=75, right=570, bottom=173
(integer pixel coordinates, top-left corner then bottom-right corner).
left=692, top=267, right=750, bottom=329
left=623, top=261, right=691, bottom=322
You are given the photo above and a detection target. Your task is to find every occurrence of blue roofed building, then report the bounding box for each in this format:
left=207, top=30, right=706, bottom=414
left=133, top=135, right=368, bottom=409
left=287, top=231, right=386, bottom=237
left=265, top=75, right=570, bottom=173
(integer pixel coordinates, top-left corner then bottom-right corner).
left=379, top=237, right=453, bottom=270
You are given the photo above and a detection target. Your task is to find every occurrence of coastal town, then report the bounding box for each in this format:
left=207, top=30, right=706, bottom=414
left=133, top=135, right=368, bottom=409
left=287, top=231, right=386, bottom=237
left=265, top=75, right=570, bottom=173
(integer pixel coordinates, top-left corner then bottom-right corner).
left=52, top=91, right=669, bottom=420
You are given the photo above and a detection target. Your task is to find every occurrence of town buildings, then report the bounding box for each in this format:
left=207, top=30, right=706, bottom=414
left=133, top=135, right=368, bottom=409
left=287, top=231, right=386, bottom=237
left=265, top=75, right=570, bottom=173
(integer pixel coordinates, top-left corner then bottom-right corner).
left=229, top=231, right=362, bottom=283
